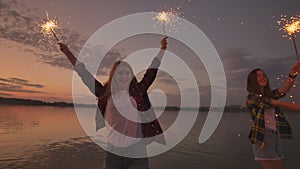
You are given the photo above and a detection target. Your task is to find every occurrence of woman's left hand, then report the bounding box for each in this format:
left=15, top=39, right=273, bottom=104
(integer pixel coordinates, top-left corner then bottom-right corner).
left=160, top=37, right=168, bottom=50
left=290, top=60, right=300, bottom=77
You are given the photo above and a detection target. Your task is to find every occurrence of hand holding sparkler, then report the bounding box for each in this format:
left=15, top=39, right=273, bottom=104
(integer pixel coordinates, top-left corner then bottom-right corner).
left=156, top=37, right=168, bottom=61
left=58, top=42, right=69, bottom=53
left=160, top=36, right=168, bottom=50
left=58, top=42, right=77, bottom=67
left=289, top=60, right=300, bottom=78
left=277, top=60, right=300, bottom=96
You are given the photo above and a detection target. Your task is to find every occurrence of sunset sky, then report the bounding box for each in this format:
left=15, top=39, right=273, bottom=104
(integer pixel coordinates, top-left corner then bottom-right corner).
left=1, top=0, right=300, bottom=107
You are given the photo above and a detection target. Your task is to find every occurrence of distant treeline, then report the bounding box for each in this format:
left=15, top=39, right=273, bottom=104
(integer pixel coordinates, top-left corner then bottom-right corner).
left=160, top=105, right=247, bottom=112
left=0, top=97, right=96, bottom=107
left=0, top=97, right=247, bottom=112
left=0, top=97, right=74, bottom=107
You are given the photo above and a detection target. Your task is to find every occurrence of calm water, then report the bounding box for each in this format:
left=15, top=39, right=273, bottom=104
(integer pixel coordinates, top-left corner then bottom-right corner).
left=0, top=105, right=300, bottom=169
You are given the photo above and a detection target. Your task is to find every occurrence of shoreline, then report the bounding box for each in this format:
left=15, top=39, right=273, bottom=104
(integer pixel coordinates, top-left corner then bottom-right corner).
left=0, top=97, right=247, bottom=112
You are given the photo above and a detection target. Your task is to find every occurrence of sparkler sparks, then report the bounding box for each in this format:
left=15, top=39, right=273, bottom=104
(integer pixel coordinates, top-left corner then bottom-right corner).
left=156, top=11, right=170, bottom=34
left=155, top=8, right=181, bottom=34
left=39, top=12, right=60, bottom=41
left=277, top=14, right=300, bottom=60
left=278, top=15, right=300, bottom=36
left=154, top=0, right=192, bottom=34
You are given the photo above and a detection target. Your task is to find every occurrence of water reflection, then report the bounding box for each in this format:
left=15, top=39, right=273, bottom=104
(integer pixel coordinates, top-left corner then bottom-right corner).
left=0, top=105, right=86, bottom=142
left=0, top=105, right=89, bottom=169
left=0, top=112, right=40, bottom=134
left=0, top=105, right=299, bottom=169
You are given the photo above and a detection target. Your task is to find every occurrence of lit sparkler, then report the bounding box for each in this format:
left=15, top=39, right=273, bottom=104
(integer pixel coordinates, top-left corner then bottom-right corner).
left=155, top=9, right=180, bottom=34
left=277, top=15, right=300, bottom=60
left=156, top=11, right=169, bottom=34
left=39, top=12, right=60, bottom=41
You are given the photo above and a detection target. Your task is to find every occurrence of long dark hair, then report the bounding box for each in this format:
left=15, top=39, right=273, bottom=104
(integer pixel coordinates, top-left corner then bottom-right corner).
left=247, top=68, right=273, bottom=97
left=101, top=61, right=138, bottom=99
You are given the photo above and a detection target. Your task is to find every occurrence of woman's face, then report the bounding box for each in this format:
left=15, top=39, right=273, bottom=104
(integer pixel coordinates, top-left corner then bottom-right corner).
left=114, top=65, right=133, bottom=90
left=256, top=70, right=267, bottom=87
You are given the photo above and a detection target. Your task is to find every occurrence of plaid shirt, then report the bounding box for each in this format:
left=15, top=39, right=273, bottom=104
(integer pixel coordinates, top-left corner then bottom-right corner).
left=246, top=89, right=293, bottom=148
left=74, top=57, right=165, bottom=144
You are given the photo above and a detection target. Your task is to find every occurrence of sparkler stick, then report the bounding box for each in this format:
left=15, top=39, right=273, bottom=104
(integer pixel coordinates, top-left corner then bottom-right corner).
left=291, top=33, right=299, bottom=60
left=163, top=21, right=166, bottom=35
left=49, top=26, right=59, bottom=41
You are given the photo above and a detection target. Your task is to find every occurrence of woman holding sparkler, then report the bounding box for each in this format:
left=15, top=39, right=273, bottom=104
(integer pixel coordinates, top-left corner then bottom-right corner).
left=59, top=37, right=168, bottom=169
left=246, top=62, right=300, bottom=169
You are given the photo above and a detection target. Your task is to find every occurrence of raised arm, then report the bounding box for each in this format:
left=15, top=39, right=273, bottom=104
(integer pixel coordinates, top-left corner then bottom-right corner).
left=137, top=37, right=168, bottom=91
left=58, top=43, right=104, bottom=97
left=58, top=43, right=77, bottom=66
left=278, top=60, right=300, bottom=94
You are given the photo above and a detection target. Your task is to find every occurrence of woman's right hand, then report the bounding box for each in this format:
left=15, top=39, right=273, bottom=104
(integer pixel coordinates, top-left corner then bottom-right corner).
left=57, top=43, right=69, bottom=53
left=290, top=60, right=300, bottom=77
left=160, top=37, right=168, bottom=50
left=57, top=43, right=77, bottom=66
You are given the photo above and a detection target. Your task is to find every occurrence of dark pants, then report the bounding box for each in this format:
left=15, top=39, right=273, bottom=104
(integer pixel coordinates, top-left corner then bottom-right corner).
left=103, top=151, right=149, bottom=169
left=103, top=141, right=149, bottom=169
